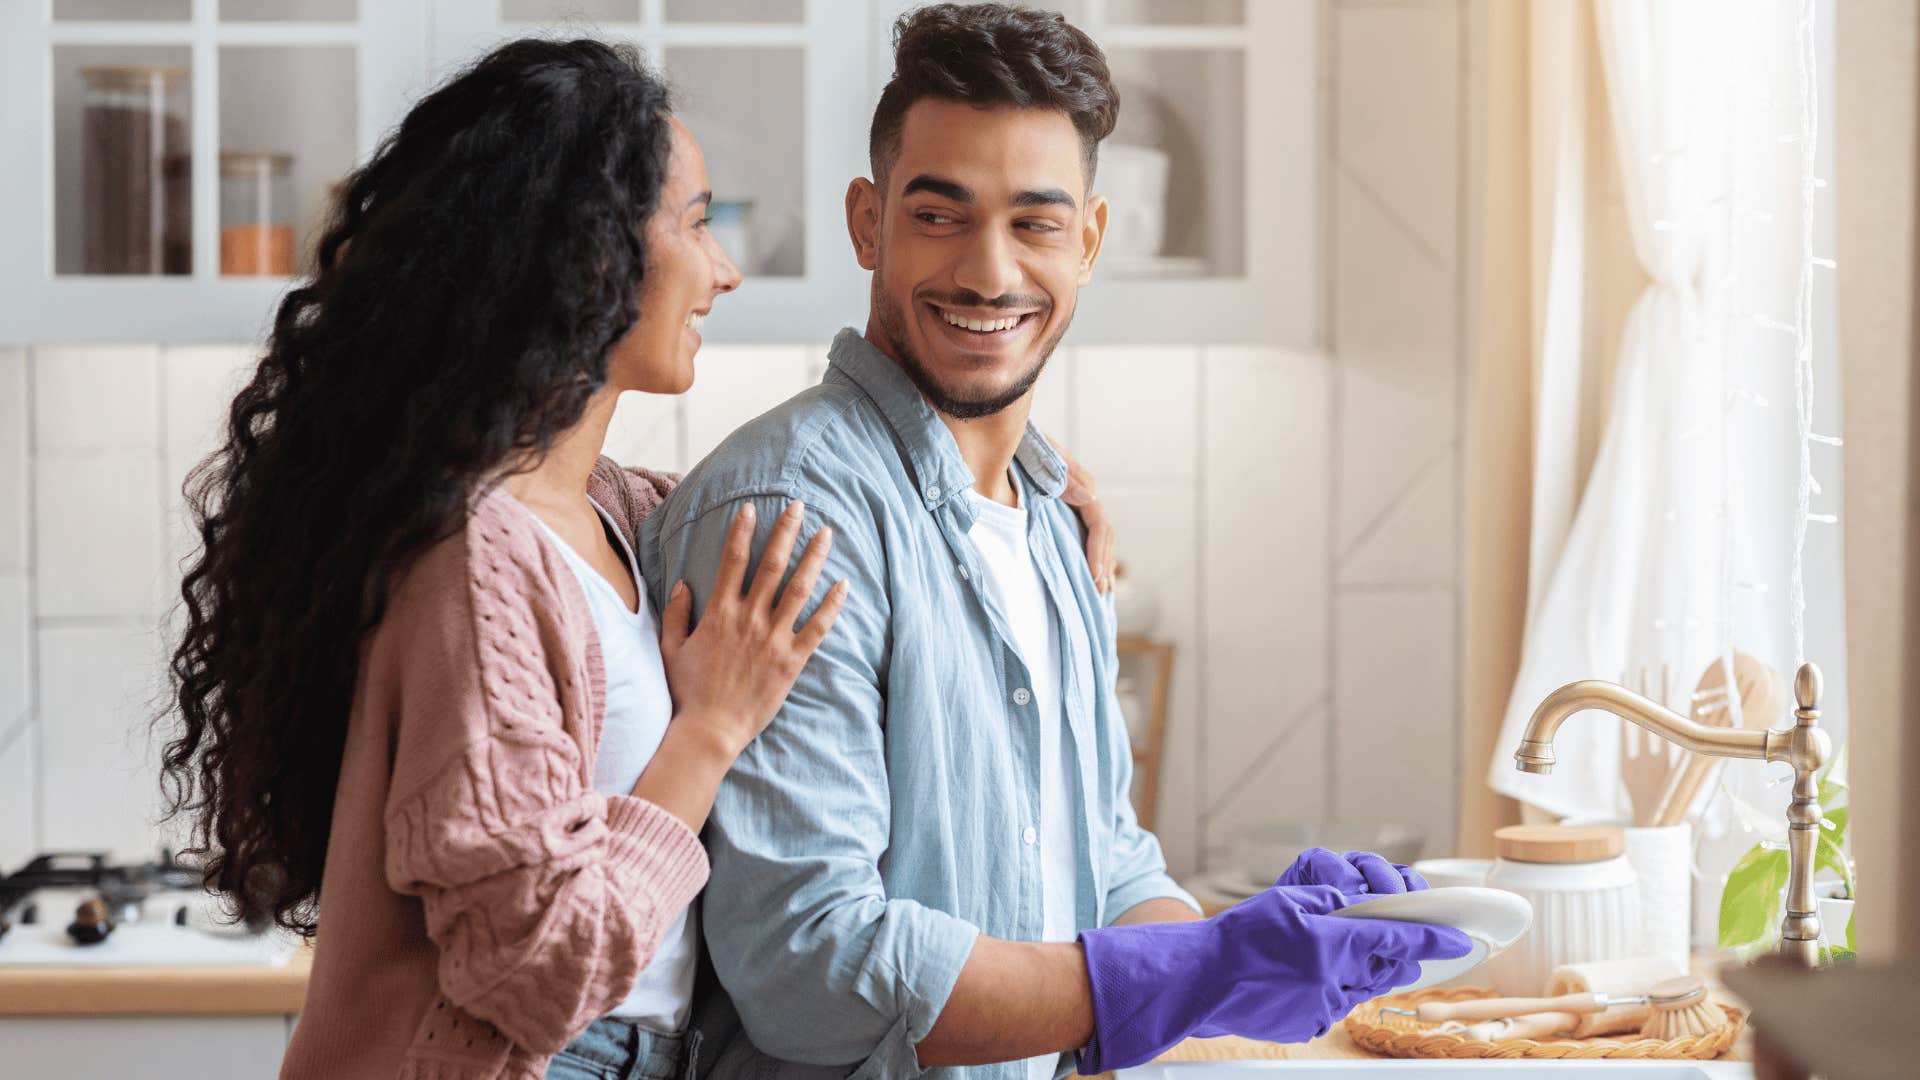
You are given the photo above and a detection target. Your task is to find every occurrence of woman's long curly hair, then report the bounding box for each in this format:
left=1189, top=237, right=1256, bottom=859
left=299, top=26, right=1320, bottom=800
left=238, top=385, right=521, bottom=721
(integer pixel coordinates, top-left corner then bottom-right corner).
left=158, top=38, right=675, bottom=936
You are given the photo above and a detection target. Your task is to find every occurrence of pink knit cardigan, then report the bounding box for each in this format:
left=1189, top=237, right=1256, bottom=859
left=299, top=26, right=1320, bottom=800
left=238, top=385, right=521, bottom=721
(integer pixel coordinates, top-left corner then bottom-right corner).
left=280, top=457, right=707, bottom=1080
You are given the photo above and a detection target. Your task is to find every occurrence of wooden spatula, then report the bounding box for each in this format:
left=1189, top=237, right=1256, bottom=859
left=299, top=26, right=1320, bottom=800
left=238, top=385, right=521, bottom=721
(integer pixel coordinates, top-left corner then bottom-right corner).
left=1651, top=652, right=1784, bottom=827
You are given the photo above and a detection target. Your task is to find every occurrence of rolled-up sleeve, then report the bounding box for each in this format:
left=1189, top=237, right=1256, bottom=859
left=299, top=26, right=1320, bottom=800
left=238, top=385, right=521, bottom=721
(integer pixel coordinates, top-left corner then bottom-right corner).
left=651, top=490, right=979, bottom=1072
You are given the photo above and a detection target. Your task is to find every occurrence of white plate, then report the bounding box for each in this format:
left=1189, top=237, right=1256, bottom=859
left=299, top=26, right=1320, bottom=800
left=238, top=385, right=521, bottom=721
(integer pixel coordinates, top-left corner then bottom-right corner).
left=1326, top=886, right=1532, bottom=993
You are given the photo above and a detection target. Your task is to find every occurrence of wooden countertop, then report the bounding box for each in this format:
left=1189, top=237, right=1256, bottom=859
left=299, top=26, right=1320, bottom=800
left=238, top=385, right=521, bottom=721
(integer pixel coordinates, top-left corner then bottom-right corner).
left=0, top=944, right=311, bottom=1016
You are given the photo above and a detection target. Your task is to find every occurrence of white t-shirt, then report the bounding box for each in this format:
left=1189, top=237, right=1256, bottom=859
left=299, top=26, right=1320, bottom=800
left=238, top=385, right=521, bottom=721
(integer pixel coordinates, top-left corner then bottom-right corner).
left=525, top=494, right=696, bottom=1033
left=963, top=474, right=1077, bottom=1080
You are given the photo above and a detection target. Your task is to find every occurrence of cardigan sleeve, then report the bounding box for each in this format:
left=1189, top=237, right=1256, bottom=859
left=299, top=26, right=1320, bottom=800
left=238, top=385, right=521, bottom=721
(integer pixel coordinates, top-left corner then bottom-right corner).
left=377, top=518, right=708, bottom=1056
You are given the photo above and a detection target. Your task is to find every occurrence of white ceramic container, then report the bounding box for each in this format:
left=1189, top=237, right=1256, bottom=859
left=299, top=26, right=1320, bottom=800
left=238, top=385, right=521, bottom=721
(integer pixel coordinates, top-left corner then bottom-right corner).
left=1480, top=826, right=1642, bottom=996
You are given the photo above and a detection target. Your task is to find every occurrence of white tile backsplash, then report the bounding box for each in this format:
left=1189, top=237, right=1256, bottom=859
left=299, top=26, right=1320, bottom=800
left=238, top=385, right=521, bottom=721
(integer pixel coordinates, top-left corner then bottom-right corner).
left=683, top=346, right=815, bottom=466
left=1332, top=166, right=1460, bottom=553
left=1028, top=347, right=1075, bottom=449
left=7, top=329, right=1464, bottom=887
left=162, top=347, right=255, bottom=487
left=1073, top=346, right=1200, bottom=484
left=31, top=346, right=160, bottom=453
left=0, top=350, right=27, bottom=572
left=1336, top=452, right=1457, bottom=586
left=1203, top=699, right=1332, bottom=868
left=603, top=389, right=686, bottom=476
left=1332, top=588, right=1458, bottom=860
left=33, top=454, right=165, bottom=619
left=1334, top=1, right=1461, bottom=265
left=1201, top=347, right=1332, bottom=801
left=161, top=347, right=259, bottom=585
left=1099, top=483, right=1201, bottom=876
left=0, top=574, right=28, bottom=727
left=38, top=621, right=170, bottom=861
left=0, top=719, right=36, bottom=872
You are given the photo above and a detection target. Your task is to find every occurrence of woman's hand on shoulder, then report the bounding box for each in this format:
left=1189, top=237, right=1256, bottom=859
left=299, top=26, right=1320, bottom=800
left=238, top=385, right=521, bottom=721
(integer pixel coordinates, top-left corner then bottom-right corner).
left=658, top=500, right=849, bottom=758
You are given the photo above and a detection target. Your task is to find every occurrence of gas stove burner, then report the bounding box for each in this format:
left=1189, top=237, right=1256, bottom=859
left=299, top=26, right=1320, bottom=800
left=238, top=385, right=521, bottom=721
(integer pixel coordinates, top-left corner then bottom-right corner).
left=68, top=897, right=114, bottom=945
left=0, top=850, right=205, bottom=925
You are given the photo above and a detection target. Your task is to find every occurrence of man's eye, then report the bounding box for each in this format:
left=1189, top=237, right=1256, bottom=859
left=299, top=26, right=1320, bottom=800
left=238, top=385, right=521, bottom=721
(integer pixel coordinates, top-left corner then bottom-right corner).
left=917, top=211, right=956, bottom=225
left=1020, top=221, right=1062, bottom=233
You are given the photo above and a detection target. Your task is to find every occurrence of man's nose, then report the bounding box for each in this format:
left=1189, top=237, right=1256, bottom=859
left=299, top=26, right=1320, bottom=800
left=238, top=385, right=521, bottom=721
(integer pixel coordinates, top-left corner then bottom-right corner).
left=951, top=228, right=1022, bottom=302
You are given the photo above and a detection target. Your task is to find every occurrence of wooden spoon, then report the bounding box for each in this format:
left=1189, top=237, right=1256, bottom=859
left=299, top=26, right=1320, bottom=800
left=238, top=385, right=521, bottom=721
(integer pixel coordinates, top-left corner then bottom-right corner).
left=1652, top=652, right=1784, bottom=826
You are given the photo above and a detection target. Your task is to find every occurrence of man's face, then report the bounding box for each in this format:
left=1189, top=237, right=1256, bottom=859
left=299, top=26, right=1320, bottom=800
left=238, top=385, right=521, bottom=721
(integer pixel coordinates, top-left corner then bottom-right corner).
left=849, top=99, right=1108, bottom=420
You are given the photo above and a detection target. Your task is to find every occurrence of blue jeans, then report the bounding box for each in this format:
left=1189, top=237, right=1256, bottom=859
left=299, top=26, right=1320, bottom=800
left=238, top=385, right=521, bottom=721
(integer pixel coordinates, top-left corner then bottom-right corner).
left=545, top=1017, right=684, bottom=1080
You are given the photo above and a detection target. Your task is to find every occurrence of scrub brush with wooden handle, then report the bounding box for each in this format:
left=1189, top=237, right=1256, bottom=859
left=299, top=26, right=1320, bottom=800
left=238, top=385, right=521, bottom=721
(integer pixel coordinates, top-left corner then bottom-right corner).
left=1442, top=976, right=1727, bottom=1041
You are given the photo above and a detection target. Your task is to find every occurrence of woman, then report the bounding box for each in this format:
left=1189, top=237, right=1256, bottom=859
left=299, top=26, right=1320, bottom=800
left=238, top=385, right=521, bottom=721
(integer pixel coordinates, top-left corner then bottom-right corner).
left=160, top=38, right=1114, bottom=1080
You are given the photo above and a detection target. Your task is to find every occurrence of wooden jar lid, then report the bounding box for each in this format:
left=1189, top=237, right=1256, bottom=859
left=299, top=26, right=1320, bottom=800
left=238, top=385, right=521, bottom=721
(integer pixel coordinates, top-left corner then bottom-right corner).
left=1494, top=824, right=1624, bottom=863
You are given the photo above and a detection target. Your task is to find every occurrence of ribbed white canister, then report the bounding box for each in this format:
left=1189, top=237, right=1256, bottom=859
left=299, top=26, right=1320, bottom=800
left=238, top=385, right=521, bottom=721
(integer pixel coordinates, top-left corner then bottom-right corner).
left=1481, top=825, right=1643, bottom=996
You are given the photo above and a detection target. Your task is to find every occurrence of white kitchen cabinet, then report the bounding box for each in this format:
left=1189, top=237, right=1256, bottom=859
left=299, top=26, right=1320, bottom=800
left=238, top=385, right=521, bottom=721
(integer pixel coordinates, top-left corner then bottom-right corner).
left=2, top=0, right=1316, bottom=347
left=0, top=1016, right=290, bottom=1079
left=0, top=0, right=428, bottom=343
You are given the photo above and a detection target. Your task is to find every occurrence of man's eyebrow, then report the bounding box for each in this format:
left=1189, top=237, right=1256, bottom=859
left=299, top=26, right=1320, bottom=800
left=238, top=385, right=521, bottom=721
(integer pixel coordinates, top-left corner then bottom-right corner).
left=1013, top=188, right=1077, bottom=210
left=901, top=175, right=973, bottom=202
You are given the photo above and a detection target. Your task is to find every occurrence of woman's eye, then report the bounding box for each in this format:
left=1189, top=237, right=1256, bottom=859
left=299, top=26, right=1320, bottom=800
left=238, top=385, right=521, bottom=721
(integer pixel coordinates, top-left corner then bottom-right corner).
left=695, top=216, right=712, bottom=230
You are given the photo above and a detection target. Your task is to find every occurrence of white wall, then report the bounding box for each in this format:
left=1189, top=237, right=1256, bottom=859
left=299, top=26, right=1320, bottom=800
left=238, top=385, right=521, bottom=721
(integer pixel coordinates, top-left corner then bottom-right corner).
left=0, top=340, right=1334, bottom=880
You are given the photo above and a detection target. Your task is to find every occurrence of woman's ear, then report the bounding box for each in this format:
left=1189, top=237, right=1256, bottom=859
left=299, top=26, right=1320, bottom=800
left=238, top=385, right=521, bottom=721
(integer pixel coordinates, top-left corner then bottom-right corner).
left=1077, top=194, right=1109, bottom=287
left=846, top=177, right=882, bottom=271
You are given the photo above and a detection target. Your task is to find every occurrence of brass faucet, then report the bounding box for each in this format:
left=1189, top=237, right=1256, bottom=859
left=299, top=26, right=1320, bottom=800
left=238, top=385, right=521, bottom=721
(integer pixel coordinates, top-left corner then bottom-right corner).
left=1513, top=661, right=1833, bottom=967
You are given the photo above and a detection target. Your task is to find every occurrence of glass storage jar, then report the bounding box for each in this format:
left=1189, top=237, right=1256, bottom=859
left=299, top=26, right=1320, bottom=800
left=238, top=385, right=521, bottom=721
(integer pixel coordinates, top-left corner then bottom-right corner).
left=81, top=64, right=190, bottom=275
left=220, top=151, right=294, bottom=276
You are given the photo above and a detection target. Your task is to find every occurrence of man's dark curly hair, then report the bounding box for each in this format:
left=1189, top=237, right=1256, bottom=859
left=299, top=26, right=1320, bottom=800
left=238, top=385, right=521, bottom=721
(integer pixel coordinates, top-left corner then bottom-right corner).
left=156, top=38, right=675, bottom=936
left=869, top=3, right=1117, bottom=188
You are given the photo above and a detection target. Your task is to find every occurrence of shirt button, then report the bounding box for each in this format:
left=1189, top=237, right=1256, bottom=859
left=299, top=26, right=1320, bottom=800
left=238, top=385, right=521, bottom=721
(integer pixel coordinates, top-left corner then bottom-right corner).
left=1023, top=827, right=1038, bottom=845
left=957, top=564, right=970, bottom=581
left=1012, top=687, right=1032, bottom=706
left=926, top=484, right=943, bottom=501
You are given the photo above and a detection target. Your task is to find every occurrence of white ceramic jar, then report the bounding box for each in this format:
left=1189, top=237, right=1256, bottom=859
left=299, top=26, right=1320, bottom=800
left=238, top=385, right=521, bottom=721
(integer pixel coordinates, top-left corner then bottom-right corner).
left=1481, top=825, right=1642, bottom=996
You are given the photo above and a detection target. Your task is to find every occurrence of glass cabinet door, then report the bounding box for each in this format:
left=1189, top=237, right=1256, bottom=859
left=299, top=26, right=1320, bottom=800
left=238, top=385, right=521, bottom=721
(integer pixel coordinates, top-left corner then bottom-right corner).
left=430, top=0, right=869, bottom=344
left=0, top=1, right=427, bottom=340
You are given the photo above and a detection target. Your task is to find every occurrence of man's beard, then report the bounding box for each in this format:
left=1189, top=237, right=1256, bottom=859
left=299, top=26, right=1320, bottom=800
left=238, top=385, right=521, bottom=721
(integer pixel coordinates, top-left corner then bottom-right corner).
left=870, top=273, right=1070, bottom=421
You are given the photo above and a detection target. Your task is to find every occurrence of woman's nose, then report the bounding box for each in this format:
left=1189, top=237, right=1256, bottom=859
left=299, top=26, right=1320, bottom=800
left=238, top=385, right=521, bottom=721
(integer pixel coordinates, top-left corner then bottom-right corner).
left=712, top=238, right=742, bottom=294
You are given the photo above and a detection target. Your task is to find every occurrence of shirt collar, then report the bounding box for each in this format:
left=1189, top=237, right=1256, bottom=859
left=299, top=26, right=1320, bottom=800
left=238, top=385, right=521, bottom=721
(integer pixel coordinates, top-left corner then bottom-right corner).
left=825, top=327, right=1070, bottom=512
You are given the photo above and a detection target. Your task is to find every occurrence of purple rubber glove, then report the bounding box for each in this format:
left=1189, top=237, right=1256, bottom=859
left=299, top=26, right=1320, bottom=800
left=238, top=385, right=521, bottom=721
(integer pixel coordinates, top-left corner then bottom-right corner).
left=1276, top=846, right=1428, bottom=897
left=1075, top=884, right=1472, bottom=1073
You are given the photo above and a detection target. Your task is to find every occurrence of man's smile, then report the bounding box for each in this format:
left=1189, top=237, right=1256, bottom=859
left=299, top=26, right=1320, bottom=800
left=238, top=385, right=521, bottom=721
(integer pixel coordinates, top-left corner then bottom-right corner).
left=923, top=299, right=1043, bottom=352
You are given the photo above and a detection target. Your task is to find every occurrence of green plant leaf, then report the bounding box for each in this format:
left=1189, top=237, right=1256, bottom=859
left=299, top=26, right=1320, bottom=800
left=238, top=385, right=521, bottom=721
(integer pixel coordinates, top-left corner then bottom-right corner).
left=1719, top=844, right=1792, bottom=950
left=1817, top=806, right=1853, bottom=894
left=1818, top=743, right=1850, bottom=808
left=1846, top=908, right=1856, bottom=951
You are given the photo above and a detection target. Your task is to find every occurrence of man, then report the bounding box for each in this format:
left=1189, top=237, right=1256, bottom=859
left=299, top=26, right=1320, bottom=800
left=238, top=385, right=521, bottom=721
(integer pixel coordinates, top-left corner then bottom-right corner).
left=641, top=5, right=1469, bottom=1077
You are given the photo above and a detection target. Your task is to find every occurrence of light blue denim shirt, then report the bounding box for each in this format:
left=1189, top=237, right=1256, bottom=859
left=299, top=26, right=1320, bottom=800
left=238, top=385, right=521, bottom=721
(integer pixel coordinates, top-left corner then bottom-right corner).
left=640, top=328, right=1197, bottom=1080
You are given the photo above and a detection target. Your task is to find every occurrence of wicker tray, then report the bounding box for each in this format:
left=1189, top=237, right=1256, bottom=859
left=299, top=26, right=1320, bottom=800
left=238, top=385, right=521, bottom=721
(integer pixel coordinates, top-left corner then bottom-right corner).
left=1344, top=986, right=1746, bottom=1061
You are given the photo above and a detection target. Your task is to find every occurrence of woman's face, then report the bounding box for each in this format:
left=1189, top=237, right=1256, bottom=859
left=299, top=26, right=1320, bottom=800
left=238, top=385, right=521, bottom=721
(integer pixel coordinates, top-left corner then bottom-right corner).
left=607, top=116, right=742, bottom=395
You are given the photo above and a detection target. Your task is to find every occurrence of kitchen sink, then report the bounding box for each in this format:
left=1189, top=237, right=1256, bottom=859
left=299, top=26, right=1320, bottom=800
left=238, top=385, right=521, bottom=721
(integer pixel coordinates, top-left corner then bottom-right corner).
left=1119, top=1062, right=1753, bottom=1079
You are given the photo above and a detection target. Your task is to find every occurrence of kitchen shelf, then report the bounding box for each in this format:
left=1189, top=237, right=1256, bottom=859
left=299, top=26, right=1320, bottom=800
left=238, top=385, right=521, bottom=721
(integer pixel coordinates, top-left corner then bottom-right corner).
left=5, top=0, right=1315, bottom=345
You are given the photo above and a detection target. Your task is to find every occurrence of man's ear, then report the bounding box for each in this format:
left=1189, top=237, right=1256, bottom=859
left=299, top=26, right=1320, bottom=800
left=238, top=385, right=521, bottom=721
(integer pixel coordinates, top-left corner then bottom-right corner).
left=1077, top=193, right=1109, bottom=286
left=846, top=177, right=882, bottom=271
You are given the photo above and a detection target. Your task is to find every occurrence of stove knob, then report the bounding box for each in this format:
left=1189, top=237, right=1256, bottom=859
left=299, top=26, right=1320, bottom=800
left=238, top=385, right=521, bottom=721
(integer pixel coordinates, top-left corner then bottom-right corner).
left=19, top=902, right=36, bottom=925
left=68, top=898, right=114, bottom=945
left=174, top=904, right=189, bottom=927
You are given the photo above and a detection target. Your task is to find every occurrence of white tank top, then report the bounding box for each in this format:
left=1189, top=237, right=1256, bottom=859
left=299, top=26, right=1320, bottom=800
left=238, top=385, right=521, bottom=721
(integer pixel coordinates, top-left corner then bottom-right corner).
left=524, top=494, right=696, bottom=1032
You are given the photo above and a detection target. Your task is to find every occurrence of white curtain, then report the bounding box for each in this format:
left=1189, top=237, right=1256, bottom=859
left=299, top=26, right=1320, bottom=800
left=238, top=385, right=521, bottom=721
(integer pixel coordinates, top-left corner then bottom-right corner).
left=1488, top=0, right=1846, bottom=840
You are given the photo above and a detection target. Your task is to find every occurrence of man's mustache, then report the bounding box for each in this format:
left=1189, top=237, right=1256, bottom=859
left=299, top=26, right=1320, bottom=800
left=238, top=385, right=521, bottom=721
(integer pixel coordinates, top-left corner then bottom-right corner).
left=920, top=289, right=1050, bottom=312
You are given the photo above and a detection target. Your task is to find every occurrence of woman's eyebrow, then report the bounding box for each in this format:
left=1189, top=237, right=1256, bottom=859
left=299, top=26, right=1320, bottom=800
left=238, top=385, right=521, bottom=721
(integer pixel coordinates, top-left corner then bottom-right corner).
left=687, top=190, right=713, bottom=210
